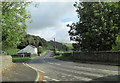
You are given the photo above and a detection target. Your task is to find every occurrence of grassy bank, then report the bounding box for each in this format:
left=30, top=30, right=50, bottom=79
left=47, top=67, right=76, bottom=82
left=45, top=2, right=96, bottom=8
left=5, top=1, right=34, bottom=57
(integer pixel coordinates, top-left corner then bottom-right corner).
left=53, top=55, right=74, bottom=61
left=56, top=50, right=73, bottom=54
left=12, top=56, right=40, bottom=62
left=12, top=57, right=30, bottom=62
left=41, top=50, right=47, bottom=56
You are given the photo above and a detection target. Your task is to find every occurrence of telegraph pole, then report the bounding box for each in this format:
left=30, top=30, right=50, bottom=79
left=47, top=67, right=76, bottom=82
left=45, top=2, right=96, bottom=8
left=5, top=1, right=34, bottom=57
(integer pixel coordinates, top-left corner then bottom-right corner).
left=54, top=38, right=56, bottom=54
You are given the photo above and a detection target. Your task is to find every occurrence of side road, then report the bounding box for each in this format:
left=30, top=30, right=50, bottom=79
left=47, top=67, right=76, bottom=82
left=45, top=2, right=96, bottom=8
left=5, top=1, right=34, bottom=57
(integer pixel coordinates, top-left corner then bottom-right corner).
left=2, top=63, right=38, bottom=82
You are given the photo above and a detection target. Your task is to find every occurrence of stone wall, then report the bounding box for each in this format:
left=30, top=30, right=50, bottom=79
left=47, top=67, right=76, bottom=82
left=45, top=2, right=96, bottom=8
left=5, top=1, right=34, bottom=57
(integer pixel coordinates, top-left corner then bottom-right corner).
left=73, top=51, right=120, bottom=64
left=0, top=55, right=13, bottom=71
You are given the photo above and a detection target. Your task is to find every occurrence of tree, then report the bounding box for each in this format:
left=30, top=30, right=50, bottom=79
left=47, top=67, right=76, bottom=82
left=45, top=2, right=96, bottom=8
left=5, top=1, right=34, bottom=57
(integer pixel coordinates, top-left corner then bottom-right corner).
left=2, top=2, right=32, bottom=50
left=17, top=34, right=48, bottom=49
left=0, top=2, right=2, bottom=52
left=112, top=33, right=120, bottom=51
left=67, top=2, right=120, bottom=51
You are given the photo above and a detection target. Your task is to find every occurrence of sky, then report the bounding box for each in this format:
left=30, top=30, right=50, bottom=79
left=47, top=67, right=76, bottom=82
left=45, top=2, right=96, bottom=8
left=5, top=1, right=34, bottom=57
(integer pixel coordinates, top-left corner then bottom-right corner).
left=26, top=2, right=78, bottom=43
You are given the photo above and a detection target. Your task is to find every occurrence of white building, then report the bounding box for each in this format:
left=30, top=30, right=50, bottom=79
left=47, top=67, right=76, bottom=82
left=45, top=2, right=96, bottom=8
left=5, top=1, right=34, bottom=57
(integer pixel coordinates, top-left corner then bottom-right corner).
left=17, top=45, right=38, bottom=54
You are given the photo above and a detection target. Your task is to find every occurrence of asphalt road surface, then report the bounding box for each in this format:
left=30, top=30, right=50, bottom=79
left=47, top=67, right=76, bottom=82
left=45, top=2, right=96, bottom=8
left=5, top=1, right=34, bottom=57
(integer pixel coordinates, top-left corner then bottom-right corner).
left=27, top=50, right=119, bottom=82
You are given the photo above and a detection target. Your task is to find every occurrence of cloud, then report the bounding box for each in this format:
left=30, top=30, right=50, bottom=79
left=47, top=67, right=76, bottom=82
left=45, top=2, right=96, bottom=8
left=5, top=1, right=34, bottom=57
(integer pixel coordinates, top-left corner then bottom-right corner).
left=27, top=2, right=78, bottom=43
left=30, top=21, right=74, bottom=43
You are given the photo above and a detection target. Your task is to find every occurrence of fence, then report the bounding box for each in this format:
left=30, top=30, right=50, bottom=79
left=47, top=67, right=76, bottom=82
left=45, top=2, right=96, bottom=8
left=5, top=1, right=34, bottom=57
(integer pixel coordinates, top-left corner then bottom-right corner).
left=11, top=53, right=31, bottom=57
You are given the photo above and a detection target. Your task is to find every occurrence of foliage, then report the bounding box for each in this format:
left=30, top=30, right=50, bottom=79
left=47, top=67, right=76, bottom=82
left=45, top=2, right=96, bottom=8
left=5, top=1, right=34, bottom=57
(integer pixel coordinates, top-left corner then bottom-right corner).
left=6, top=49, right=20, bottom=55
left=41, top=50, right=47, bottom=55
left=62, top=43, right=73, bottom=50
left=2, top=2, right=32, bottom=50
left=112, top=33, right=120, bottom=51
left=17, top=34, right=48, bottom=49
left=0, top=2, right=1, bottom=52
left=48, top=40, right=69, bottom=51
left=38, top=47, right=46, bottom=53
left=67, top=2, right=120, bottom=51
left=17, top=34, right=70, bottom=53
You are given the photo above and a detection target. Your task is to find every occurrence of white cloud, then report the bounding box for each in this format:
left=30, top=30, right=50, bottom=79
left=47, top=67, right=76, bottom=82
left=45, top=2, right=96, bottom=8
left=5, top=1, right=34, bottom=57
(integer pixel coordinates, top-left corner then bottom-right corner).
left=27, top=2, right=78, bottom=43
left=31, top=27, right=56, bottom=40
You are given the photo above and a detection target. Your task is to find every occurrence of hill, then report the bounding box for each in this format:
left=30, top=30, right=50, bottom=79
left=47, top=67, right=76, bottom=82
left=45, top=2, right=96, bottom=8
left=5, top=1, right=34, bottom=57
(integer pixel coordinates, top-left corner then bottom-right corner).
left=17, top=34, right=48, bottom=49
left=62, top=43, right=73, bottom=50
left=17, top=34, right=70, bottom=53
left=48, top=40, right=69, bottom=51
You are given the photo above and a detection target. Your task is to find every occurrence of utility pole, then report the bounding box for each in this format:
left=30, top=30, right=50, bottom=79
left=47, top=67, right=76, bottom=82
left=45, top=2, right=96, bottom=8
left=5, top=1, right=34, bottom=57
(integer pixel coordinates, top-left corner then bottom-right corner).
left=54, top=38, right=56, bottom=54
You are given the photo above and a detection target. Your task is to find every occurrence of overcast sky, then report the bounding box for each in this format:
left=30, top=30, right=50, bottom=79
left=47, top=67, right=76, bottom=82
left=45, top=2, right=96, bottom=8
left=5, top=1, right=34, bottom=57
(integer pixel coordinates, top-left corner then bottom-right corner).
left=26, top=2, right=78, bottom=43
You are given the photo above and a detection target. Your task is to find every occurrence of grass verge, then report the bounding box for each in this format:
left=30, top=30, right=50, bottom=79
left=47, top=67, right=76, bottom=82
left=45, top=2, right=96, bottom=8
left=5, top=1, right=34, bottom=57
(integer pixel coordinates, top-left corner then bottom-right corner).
left=56, top=50, right=73, bottom=54
left=12, top=56, right=40, bottom=62
left=41, top=50, right=47, bottom=56
left=12, top=57, right=30, bottom=62
left=31, top=56, right=39, bottom=59
left=53, top=55, right=74, bottom=61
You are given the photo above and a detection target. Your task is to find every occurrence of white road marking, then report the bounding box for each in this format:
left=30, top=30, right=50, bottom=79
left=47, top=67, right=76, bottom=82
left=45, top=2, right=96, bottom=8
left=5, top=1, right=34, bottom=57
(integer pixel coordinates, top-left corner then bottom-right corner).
left=43, top=80, right=47, bottom=82
left=44, top=76, right=49, bottom=78
left=47, top=61, right=118, bottom=75
left=62, top=76, right=65, bottom=77
left=44, top=76, right=60, bottom=81
left=52, top=79, right=60, bottom=81
left=24, top=63, right=45, bottom=73
left=55, top=63, right=61, bottom=65
left=49, top=63, right=54, bottom=64
left=60, top=73, right=92, bottom=81
left=52, top=67, right=104, bottom=77
left=73, top=75, right=92, bottom=81
left=74, top=66, right=118, bottom=75
left=48, top=62, right=61, bottom=66
left=68, top=75, right=72, bottom=76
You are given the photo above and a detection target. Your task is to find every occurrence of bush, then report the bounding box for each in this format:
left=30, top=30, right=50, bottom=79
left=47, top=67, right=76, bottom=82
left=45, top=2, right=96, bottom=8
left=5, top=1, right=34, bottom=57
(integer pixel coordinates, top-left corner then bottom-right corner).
left=6, top=49, right=20, bottom=55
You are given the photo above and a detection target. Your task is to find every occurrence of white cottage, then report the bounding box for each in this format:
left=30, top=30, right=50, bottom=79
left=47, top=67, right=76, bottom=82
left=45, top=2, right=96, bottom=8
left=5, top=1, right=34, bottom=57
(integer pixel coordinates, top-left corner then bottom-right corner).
left=17, top=45, right=38, bottom=54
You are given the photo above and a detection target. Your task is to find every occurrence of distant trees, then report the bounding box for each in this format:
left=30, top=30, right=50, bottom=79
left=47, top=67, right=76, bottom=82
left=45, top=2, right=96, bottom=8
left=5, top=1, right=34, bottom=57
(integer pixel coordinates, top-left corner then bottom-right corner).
left=48, top=40, right=69, bottom=51
left=17, top=34, right=48, bottom=49
left=2, top=2, right=32, bottom=50
left=67, top=2, right=120, bottom=51
left=17, top=35, right=69, bottom=52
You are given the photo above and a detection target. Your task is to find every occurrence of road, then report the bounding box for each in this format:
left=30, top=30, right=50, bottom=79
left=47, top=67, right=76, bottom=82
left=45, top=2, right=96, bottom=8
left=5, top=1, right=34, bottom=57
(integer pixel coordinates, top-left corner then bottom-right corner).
left=27, top=50, right=119, bottom=82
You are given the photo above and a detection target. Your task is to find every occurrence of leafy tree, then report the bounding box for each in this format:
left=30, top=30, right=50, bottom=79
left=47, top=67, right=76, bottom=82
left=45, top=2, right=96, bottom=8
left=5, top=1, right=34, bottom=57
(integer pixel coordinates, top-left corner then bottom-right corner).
left=0, top=2, right=2, bottom=52
left=17, top=34, right=48, bottom=49
left=2, top=2, right=32, bottom=50
left=67, top=2, right=120, bottom=51
left=112, top=33, right=120, bottom=51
